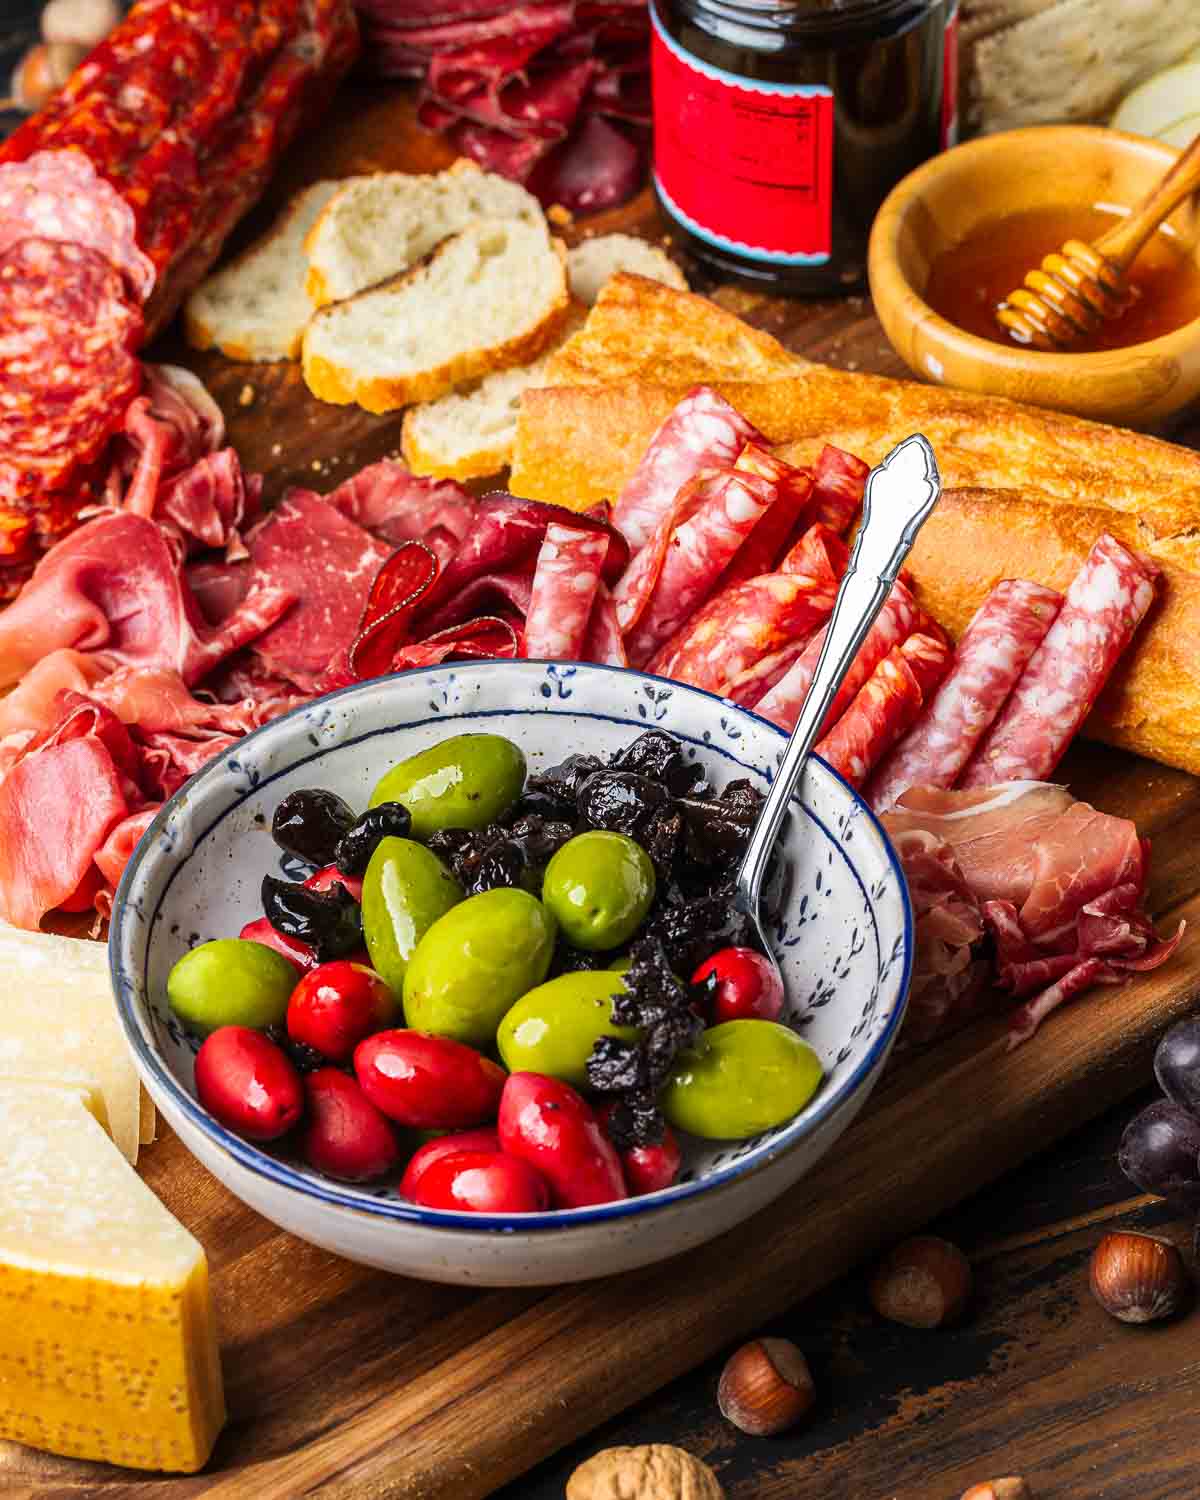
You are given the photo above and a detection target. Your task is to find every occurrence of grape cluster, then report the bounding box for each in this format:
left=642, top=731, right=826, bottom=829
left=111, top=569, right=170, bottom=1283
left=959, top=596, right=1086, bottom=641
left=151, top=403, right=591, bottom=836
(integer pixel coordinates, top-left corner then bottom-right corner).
left=1119, top=1019, right=1200, bottom=1216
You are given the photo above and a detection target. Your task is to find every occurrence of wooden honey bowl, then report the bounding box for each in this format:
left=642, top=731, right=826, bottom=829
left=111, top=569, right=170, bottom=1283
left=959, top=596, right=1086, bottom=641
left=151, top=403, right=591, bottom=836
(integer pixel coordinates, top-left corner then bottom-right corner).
left=867, top=125, right=1200, bottom=428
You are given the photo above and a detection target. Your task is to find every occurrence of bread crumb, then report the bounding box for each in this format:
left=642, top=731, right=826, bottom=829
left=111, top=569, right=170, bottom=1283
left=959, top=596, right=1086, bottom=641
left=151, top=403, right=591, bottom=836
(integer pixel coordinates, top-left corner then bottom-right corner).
left=547, top=204, right=573, bottom=227
left=238, top=384, right=256, bottom=407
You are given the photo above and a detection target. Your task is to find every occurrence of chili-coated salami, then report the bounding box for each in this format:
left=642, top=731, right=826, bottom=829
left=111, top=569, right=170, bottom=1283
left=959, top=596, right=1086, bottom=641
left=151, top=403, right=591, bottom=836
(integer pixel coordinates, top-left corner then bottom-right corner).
left=611, top=387, right=764, bottom=553
left=866, top=580, right=1065, bottom=811
left=756, top=579, right=920, bottom=734
left=623, top=469, right=777, bottom=667
left=815, top=646, right=924, bottom=788
left=524, top=522, right=608, bottom=660
left=583, top=583, right=628, bottom=668
left=960, top=535, right=1159, bottom=786
left=810, top=445, right=869, bottom=534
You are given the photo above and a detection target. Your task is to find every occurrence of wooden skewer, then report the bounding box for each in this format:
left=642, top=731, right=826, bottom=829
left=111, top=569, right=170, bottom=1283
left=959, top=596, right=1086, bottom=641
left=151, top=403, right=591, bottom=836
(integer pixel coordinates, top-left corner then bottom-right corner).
left=996, top=124, right=1200, bottom=350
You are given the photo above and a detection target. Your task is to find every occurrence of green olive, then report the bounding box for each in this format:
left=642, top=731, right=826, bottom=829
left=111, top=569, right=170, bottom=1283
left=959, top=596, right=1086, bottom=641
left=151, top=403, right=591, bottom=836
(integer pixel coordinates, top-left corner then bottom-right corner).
left=541, top=831, right=656, bottom=952
left=402, top=887, right=556, bottom=1047
left=369, top=733, right=526, bottom=838
left=361, top=836, right=463, bottom=993
left=661, top=1020, right=823, bottom=1140
left=167, top=938, right=297, bottom=1035
left=497, top=971, right=640, bottom=1089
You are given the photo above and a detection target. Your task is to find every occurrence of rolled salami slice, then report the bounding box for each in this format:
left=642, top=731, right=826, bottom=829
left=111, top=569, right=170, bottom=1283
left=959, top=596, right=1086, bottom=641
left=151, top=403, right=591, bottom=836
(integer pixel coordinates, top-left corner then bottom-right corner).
left=866, top=579, right=1064, bottom=811
left=815, top=646, right=925, bottom=789
left=756, top=579, right=920, bottom=734
left=960, top=535, right=1160, bottom=786
left=810, top=444, right=869, bottom=534
left=719, top=445, right=814, bottom=587
left=525, top=522, right=608, bottom=660
left=623, top=469, right=777, bottom=667
left=612, top=387, right=764, bottom=553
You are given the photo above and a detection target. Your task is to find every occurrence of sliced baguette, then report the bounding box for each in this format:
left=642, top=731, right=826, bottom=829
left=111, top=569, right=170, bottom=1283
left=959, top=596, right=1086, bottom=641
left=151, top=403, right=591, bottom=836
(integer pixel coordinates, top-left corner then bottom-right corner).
left=302, top=220, right=570, bottom=414
left=303, top=160, right=543, bottom=308
left=183, top=181, right=349, bottom=362
left=401, top=236, right=690, bottom=479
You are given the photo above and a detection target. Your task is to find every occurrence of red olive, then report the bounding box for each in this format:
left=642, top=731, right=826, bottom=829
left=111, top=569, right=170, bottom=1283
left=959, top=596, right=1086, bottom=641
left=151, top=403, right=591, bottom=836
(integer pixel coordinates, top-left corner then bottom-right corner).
left=301, top=1068, right=400, bottom=1182
left=598, top=1103, right=682, bottom=1196
left=354, top=1029, right=506, bottom=1129
left=305, top=863, right=364, bottom=904
left=399, top=1127, right=502, bottom=1200
left=287, top=960, right=398, bottom=1061
left=410, top=1149, right=551, bottom=1213
left=692, top=947, right=784, bottom=1024
left=239, top=915, right=315, bottom=972
left=498, top=1073, right=627, bottom=1208
left=194, top=1026, right=303, bottom=1141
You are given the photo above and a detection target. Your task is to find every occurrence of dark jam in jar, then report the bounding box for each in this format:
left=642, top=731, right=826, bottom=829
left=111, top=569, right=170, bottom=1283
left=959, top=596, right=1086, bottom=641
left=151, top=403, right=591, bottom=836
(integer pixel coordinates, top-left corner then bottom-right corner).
left=652, top=0, right=956, bottom=295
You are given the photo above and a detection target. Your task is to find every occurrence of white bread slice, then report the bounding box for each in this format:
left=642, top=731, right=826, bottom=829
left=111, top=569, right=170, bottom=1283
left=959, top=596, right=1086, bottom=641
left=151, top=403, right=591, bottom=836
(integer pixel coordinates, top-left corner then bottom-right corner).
left=400, top=237, right=689, bottom=479
left=302, top=220, right=569, bottom=414
left=183, top=181, right=348, bottom=362
left=303, top=160, right=543, bottom=308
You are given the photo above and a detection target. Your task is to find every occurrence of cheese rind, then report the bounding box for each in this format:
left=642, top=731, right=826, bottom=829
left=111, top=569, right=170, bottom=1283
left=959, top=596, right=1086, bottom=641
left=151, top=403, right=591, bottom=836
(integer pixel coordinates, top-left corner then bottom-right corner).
left=0, top=1083, right=225, bottom=1472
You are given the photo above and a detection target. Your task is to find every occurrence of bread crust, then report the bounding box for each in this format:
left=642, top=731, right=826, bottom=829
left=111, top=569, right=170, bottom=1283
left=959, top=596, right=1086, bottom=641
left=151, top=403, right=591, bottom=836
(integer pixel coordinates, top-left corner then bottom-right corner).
left=400, top=410, right=511, bottom=481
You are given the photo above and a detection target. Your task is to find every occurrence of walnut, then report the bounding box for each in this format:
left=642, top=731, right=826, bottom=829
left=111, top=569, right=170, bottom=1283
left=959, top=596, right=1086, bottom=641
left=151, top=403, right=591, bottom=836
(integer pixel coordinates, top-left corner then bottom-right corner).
left=567, top=1444, right=724, bottom=1500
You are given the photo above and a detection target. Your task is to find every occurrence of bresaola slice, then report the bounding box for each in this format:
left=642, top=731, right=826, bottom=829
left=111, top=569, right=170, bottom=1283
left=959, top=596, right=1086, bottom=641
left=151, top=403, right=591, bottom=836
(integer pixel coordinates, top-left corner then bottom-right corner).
left=528, top=112, right=643, bottom=212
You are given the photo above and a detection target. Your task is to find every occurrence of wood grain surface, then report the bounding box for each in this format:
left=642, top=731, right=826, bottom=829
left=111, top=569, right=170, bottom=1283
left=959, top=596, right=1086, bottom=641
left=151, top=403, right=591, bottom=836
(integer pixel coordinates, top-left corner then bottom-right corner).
left=4, top=85, right=1200, bottom=1500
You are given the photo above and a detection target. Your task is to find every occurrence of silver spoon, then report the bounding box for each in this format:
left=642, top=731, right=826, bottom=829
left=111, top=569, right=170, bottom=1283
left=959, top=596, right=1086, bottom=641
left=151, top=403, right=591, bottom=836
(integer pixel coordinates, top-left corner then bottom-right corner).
left=734, top=433, right=942, bottom=975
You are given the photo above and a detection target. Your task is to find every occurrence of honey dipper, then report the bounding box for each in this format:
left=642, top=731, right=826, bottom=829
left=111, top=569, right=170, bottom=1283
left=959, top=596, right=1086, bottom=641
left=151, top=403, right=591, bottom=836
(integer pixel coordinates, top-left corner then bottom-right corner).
left=995, top=126, right=1200, bottom=350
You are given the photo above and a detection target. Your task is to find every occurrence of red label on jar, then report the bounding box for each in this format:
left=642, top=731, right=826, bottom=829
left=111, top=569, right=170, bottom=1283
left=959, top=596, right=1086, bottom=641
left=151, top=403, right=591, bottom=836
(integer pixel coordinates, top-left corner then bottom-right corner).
left=942, top=0, right=960, bottom=149
left=651, top=9, right=834, bottom=265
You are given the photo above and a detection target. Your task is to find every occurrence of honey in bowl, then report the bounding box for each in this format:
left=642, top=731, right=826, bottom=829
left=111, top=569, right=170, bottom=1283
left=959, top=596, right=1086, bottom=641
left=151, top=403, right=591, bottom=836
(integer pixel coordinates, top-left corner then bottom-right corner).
left=922, top=204, right=1200, bottom=353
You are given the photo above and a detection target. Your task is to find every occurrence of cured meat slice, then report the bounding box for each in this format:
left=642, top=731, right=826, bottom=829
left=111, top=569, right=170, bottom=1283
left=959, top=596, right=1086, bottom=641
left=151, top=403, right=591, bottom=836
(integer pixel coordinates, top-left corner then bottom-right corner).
left=756, top=580, right=920, bottom=735
left=426, top=23, right=577, bottom=103
left=525, top=522, right=608, bottom=659
left=324, top=461, right=475, bottom=549
left=623, top=469, right=777, bottom=667
left=726, top=636, right=817, bottom=708
left=158, top=449, right=258, bottom=555
left=866, top=580, right=1065, bottom=812
left=810, top=444, right=869, bottom=534
left=612, top=387, right=764, bottom=553
left=389, top=616, right=522, bottom=670
left=384, top=3, right=574, bottom=52
left=0, top=238, right=143, bottom=513
left=528, top=113, right=643, bottom=213
left=815, top=646, right=924, bottom=788
left=0, top=650, right=109, bottom=739
left=583, top=583, right=628, bottom=667
left=899, top=632, right=952, bottom=704
left=719, top=446, right=814, bottom=588
left=779, top=522, right=849, bottom=580
left=960, top=534, right=1160, bottom=786
left=0, top=152, right=156, bottom=301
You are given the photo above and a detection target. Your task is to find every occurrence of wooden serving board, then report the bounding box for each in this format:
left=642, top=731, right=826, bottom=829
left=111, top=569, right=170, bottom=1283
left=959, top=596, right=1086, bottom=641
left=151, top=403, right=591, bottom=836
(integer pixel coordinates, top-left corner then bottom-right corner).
left=7, top=86, right=1200, bottom=1500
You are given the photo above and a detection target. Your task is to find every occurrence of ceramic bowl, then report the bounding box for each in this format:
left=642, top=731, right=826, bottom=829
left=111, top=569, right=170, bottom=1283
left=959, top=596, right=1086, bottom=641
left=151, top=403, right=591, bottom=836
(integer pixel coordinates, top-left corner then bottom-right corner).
left=868, top=125, right=1200, bottom=427
left=110, top=661, right=912, bottom=1287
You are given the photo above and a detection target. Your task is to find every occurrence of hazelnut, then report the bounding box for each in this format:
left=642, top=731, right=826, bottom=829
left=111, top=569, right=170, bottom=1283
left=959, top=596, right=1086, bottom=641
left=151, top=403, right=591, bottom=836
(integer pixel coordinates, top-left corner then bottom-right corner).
left=717, top=1338, right=814, bottom=1436
left=567, top=1444, right=723, bottom=1499
left=1089, top=1230, right=1190, bottom=1324
left=869, top=1235, right=972, bottom=1328
left=960, top=1482, right=1033, bottom=1500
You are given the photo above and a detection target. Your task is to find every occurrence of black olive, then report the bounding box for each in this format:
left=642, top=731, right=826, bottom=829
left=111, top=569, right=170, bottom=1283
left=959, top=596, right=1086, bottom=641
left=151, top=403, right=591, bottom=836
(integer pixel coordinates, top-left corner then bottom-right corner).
left=334, top=802, right=413, bottom=876
left=525, top=753, right=605, bottom=817
left=611, top=730, right=705, bottom=796
left=576, top=770, right=667, bottom=837
left=272, top=789, right=356, bottom=867
left=261, top=875, right=362, bottom=961
left=264, top=1024, right=330, bottom=1076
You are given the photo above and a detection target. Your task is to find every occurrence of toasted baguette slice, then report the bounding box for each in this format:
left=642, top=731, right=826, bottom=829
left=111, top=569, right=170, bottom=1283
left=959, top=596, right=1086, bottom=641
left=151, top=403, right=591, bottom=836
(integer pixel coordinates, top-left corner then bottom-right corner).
left=303, top=160, right=543, bottom=308
left=302, top=220, right=569, bottom=414
left=183, top=181, right=348, bottom=362
left=401, top=237, right=689, bottom=479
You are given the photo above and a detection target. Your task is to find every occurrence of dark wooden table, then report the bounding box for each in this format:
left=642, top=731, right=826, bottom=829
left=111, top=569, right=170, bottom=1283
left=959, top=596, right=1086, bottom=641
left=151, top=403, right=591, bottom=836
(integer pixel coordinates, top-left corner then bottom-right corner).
left=498, top=1085, right=1199, bottom=1500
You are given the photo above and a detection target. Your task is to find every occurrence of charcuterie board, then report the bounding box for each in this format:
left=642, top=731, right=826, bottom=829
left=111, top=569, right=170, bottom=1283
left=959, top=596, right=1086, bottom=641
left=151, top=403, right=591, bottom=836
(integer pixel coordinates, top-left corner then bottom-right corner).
left=5, top=86, right=1200, bottom=1500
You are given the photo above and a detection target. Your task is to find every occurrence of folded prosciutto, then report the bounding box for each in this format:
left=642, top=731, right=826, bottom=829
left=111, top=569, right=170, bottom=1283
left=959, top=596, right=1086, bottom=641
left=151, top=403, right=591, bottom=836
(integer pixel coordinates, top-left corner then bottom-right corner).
left=883, top=783, right=1183, bottom=1044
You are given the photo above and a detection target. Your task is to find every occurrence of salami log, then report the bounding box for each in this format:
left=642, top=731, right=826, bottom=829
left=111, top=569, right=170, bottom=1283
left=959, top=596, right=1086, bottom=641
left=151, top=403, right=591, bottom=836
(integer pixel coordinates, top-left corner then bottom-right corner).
left=524, top=522, right=608, bottom=660
left=810, top=444, right=869, bottom=534
left=611, top=387, right=764, bottom=553
left=815, top=646, right=925, bottom=788
left=583, top=582, right=628, bottom=667
left=756, top=580, right=921, bottom=734
left=866, top=579, right=1064, bottom=811
left=623, top=469, right=777, bottom=667
left=719, top=445, right=814, bottom=588
left=960, top=534, right=1160, bottom=786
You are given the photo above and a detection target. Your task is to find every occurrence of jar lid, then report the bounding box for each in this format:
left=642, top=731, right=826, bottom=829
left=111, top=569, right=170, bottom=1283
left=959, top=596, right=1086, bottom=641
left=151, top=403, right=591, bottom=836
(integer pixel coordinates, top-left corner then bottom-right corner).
left=669, top=0, right=936, bottom=44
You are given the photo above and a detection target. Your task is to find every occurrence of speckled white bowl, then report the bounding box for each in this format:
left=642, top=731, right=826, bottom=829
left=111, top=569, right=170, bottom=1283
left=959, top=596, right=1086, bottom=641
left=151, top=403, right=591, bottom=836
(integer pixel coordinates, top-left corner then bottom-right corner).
left=110, top=661, right=912, bottom=1286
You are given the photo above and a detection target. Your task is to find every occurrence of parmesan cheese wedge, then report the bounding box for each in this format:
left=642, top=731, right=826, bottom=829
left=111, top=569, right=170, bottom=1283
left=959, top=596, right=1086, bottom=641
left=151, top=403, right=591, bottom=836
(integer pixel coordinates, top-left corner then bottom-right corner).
left=0, top=924, right=147, bottom=1163
left=0, top=1082, right=225, bottom=1472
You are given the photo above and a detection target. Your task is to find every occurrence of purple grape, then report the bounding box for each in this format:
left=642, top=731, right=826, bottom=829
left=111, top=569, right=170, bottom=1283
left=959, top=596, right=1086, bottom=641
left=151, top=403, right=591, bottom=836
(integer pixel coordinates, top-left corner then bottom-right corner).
left=1154, top=1018, right=1200, bottom=1117
left=1118, top=1100, right=1200, bottom=1208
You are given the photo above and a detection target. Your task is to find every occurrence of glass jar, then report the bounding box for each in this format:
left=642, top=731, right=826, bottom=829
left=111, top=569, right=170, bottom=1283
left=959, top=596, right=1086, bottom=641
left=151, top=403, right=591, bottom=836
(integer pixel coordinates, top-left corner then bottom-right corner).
left=651, top=0, right=958, bottom=295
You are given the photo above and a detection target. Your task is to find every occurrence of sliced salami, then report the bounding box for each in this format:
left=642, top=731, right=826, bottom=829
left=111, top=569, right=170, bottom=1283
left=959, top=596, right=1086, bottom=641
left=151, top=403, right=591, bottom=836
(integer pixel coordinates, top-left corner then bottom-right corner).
left=612, top=387, right=765, bottom=553
left=756, top=579, right=920, bottom=735
left=960, top=535, right=1160, bottom=787
left=810, top=444, right=869, bottom=534
left=899, top=631, right=952, bottom=704
left=525, top=522, right=608, bottom=660
left=583, top=582, right=628, bottom=668
left=612, top=478, right=704, bottom=634
left=0, top=151, right=157, bottom=304
left=623, top=469, right=777, bottom=667
left=866, top=579, right=1064, bottom=811
left=726, top=633, right=819, bottom=708
left=780, top=522, right=850, bottom=580
left=815, top=646, right=924, bottom=789
left=719, top=445, right=814, bottom=587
